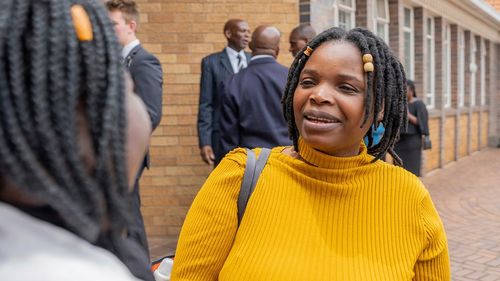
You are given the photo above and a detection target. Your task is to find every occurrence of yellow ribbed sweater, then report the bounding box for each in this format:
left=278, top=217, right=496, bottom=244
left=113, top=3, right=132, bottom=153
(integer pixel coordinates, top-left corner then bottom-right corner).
left=171, top=139, right=450, bottom=281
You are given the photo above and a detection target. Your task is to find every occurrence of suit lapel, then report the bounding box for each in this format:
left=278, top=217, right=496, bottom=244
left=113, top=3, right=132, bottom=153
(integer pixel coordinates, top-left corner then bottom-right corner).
left=125, top=44, right=141, bottom=68
left=219, top=50, right=234, bottom=74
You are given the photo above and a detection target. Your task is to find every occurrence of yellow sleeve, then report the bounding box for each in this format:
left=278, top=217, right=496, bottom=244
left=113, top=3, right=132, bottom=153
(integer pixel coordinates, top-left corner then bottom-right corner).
left=170, top=149, right=246, bottom=281
left=413, top=193, right=451, bottom=281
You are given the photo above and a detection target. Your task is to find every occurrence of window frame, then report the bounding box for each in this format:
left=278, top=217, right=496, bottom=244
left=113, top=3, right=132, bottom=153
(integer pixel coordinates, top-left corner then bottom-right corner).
left=374, top=0, right=390, bottom=43
left=402, top=6, right=414, bottom=79
left=333, top=0, right=356, bottom=31
left=480, top=38, right=486, bottom=106
left=443, top=23, right=452, bottom=108
left=470, top=34, right=477, bottom=107
left=425, top=17, right=435, bottom=109
left=458, top=28, right=465, bottom=107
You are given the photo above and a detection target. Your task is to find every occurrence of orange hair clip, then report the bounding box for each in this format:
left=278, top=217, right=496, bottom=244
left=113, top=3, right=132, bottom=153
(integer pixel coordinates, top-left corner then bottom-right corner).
left=304, top=46, right=313, bottom=57
left=71, top=5, right=93, bottom=41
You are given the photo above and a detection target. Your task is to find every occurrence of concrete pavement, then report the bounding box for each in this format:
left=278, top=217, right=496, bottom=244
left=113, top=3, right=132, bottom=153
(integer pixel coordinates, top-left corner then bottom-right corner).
left=422, top=148, right=500, bottom=281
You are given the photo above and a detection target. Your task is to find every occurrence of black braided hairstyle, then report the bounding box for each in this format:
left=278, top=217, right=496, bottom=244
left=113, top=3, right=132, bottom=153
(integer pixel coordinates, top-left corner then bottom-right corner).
left=0, top=0, right=135, bottom=255
left=282, top=27, right=408, bottom=165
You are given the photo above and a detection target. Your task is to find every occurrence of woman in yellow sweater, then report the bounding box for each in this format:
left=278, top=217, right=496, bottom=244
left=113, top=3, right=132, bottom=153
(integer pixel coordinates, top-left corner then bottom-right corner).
left=171, top=27, right=450, bottom=280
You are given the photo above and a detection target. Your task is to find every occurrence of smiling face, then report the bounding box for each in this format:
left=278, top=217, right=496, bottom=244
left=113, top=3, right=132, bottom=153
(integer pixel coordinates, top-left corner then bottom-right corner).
left=293, top=41, right=373, bottom=157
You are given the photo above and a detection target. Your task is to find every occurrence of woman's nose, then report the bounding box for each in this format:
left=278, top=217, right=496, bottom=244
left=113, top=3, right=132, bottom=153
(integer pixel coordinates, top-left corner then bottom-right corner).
left=309, top=86, right=335, bottom=105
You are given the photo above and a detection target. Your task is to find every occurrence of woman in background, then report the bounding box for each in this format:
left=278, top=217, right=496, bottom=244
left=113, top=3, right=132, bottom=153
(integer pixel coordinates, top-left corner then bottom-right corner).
left=394, top=79, right=430, bottom=176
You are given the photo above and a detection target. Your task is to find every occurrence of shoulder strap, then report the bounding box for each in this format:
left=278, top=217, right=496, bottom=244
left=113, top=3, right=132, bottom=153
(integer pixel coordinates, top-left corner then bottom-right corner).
left=237, top=148, right=272, bottom=225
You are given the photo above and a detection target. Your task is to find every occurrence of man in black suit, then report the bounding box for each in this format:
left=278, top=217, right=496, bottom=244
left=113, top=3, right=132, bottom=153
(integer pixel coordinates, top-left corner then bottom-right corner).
left=107, top=0, right=163, bottom=258
left=198, top=19, right=251, bottom=166
left=218, top=25, right=292, bottom=160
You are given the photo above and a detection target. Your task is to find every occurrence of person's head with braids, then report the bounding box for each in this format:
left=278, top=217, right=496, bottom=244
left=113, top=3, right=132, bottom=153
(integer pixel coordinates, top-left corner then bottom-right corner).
left=0, top=0, right=152, bottom=279
left=282, top=26, right=408, bottom=165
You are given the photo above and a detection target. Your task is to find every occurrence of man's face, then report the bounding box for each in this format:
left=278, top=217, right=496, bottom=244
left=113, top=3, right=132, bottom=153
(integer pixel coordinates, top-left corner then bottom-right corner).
left=289, top=31, right=307, bottom=57
left=227, top=21, right=251, bottom=51
left=108, top=10, right=133, bottom=46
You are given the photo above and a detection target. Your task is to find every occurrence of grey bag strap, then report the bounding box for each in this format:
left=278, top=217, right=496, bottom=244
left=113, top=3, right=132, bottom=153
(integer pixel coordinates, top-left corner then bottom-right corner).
left=237, top=148, right=272, bottom=225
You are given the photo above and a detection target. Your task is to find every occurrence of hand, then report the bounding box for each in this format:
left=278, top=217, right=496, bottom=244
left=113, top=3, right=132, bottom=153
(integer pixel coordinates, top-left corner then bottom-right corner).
left=200, top=145, right=215, bottom=165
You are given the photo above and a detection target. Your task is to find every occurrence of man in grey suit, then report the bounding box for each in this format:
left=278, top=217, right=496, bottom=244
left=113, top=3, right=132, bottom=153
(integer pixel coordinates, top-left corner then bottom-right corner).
left=107, top=0, right=163, bottom=259
left=198, top=19, right=251, bottom=166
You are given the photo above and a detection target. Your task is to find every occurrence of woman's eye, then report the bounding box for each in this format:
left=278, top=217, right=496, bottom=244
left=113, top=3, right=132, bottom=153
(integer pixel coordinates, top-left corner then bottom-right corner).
left=339, top=85, right=358, bottom=93
left=299, top=79, right=315, bottom=88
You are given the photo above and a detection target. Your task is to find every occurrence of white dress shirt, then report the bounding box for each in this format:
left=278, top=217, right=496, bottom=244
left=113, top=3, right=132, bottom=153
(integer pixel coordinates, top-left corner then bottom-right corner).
left=122, top=39, right=140, bottom=59
left=225, top=46, right=247, bottom=73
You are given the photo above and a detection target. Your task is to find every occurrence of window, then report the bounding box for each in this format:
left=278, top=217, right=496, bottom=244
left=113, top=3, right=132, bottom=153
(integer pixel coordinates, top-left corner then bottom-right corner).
left=403, top=7, right=414, bottom=79
left=458, top=30, right=465, bottom=107
left=470, top=35, right=477, bottom=106
left=480, top=39, right=486, bottom=105
left=374, top=0, right=389, bottom=42
left=425, top=17, right=435, bottom=108
left=335, top=0, right=356, bottom=30
left=443, top=24, right=451, bottom=108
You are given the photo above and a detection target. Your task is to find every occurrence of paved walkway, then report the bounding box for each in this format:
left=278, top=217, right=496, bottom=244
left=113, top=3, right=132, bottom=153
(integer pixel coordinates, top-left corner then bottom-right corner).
left=421, top=148, right=500, bottom=281
left=149, top=148, right=500, bottom=280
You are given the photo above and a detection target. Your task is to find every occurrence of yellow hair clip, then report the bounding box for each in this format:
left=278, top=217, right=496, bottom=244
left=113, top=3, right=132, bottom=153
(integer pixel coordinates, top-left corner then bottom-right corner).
left=304, top=46, right=313, bottom=57
left=71, top=5, right=93, bottom=41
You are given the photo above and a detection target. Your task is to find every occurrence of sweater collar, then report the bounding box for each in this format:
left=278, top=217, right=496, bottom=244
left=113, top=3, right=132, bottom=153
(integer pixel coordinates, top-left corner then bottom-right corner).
left=297, top=138, right=373, bottom=169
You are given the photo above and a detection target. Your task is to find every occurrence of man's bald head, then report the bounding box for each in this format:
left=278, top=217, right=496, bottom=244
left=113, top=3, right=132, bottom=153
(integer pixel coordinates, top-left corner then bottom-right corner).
left=289, top=24, right=316, bottom=57
left=249, top=25, right=281, bottom=57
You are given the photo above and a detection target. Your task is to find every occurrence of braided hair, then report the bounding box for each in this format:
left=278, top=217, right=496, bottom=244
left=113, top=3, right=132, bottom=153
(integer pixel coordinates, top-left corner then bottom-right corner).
left=0, top=0, right=134, bottom=254
left=282, top=27, right=408, bottom=165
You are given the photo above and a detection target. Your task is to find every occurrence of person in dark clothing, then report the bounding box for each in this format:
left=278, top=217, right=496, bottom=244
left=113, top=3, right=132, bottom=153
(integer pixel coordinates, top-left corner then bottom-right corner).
left=197, top=19, right=251, bottom=166
left=218, top=25, right=292, bottom=161
left=0, top=1, right=154, bottom=280
left=289, top=23, right=316, bottom=57
left=394, top=80, right=430, bottom=176
left=107, top=0, right=163, bottom=259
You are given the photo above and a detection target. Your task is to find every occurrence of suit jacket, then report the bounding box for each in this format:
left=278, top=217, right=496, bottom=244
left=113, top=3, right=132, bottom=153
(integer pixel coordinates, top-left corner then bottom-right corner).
left=197, top=49, right=251, bottom=158
left=126, top=44, right=163, bottom=169
left=218, top=57, right=292, bottom=161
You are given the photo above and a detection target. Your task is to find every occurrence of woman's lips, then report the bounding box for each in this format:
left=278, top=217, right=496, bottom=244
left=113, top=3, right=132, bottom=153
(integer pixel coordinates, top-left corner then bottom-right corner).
left=302, top=110, right=343, bottom=131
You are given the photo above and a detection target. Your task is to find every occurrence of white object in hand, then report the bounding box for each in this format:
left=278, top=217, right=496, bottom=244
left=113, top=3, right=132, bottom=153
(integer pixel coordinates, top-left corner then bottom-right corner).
left=153, top=258, right=174, bottom=281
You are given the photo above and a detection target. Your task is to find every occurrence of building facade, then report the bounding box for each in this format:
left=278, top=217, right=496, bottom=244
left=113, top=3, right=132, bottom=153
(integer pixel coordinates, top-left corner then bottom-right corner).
left=135, top=0, right=500, bottom=240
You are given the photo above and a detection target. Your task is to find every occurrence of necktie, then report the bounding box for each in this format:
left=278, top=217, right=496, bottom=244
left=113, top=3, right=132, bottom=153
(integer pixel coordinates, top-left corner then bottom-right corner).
left=237, top=54, right=244, bottom=72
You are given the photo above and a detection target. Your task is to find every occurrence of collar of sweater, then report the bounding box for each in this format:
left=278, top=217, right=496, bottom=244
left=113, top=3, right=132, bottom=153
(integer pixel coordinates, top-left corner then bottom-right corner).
left=297, top=138, right=374, bottom=170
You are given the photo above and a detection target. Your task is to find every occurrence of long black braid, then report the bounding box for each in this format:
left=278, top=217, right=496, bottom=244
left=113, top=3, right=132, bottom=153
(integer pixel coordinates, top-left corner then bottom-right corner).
left=282, top=27, right=408, bottom=165
left=0, top=0, right=138, bottom=264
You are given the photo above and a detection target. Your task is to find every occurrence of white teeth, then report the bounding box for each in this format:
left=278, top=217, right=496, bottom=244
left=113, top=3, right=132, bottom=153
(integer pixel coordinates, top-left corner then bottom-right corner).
left=305, top=116, right=338, bottom=123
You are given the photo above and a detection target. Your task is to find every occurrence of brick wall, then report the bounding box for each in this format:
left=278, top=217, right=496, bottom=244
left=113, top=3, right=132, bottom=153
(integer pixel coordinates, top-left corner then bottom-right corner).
left=471, top=112, right=479, bottom=151
left=482, top=112, right=489, bottom=148
left=459, top=114, right=468, bottom=157
left=423, top=117, right=440, bottom=173
left=413, top=7, right=424, bottom=99
left=136, top=0, right=298, bottom=239
left=388, top=0, right=400, bottom=56
left=444, top=116, right=455, bottom=164
left=356, top=0, right=368, bottom=29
